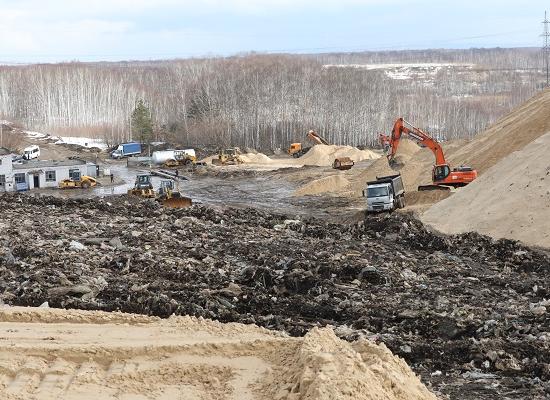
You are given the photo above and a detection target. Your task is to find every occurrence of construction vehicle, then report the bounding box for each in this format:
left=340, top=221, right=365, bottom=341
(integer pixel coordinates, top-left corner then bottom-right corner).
left=127, top=174, right=155, bottom=198
left=152, top=149, right=197, bottom=167
left=288, top=130, right=329, bottom=158
left=333, top=157, right=354, bottom=170
left=59, top=176, right=97, bottom=189
left=156, top=180, right=192, bottom=208
left=381, top=118, right=477, bottom=190
left=363, top=174, right=405, bottom=212
left=212, top=148, right=243, bottom=166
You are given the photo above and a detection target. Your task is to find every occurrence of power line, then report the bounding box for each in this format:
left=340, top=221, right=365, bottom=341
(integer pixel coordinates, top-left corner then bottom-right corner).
left=541, top=11, right=550, bottom=86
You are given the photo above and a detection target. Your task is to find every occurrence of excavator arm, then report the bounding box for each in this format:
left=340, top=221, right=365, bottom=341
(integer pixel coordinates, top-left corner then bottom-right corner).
left=381, top=117, right=477, bottom=189
left=386, top=118, right=447, bottom=165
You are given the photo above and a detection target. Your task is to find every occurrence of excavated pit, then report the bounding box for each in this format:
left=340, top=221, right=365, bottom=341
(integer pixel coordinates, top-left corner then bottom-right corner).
left=0, top=193, right=549, bottom=399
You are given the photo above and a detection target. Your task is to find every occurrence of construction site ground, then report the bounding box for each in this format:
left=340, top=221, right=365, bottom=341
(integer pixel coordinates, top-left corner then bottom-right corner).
left=1, top=193, right=550, bottom=399
left=5, top=88, right=550, bottom=399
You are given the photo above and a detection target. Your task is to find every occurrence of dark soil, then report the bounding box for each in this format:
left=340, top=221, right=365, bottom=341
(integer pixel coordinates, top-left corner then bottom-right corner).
left=1, top=193, right=549, bottom=399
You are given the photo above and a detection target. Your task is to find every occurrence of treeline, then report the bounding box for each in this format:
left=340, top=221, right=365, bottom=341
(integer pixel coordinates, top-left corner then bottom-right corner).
left=0, top=48, right=543, bottom=150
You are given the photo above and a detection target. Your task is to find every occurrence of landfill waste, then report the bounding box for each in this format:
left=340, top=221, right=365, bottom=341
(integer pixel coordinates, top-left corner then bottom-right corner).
left=0, top=193, right=549, bottom=399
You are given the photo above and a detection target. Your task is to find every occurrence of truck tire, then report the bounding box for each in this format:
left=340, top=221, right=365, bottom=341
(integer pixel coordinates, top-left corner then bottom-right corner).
left=398, top=197, right=405, bottom=208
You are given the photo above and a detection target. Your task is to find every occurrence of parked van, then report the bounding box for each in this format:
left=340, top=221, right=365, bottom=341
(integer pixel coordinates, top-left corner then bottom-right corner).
left=23, top=145, right=40, bottom=160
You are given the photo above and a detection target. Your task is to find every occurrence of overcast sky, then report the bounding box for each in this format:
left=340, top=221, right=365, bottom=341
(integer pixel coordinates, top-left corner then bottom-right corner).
left=0, top=0, right=546, bottom=63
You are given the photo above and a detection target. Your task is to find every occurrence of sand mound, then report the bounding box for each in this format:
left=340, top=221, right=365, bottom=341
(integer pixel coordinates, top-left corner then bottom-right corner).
left=260, top=327, right=436, bottom=400
left=0, top=307, right=436, bottom=400
left=294, top=175, right=350, bottom=196
left=447, top=88, right=550, bottom=175
left=239, top=152, right=275, bottom=164
left=299, top=144, right=379, bottom=167
left=354, top=140, right=423, bottom=193
left=422, top=131, right=550, bottom=248
left=405, top=190, right=452, bottom=206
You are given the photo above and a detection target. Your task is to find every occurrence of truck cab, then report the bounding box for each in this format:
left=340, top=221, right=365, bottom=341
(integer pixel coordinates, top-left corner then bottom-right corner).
left=365, top=183, right=395, bottom=212
left=364, top=174, right=405, bottom=212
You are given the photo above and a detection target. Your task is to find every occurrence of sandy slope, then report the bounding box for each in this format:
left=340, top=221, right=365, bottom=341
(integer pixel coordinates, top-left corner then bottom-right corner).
left=0, top=307, right=436, bottom=400
left=422, top=132, right=550, bottom=248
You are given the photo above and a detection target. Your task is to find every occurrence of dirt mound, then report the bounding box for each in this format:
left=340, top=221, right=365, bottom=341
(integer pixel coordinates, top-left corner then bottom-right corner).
left=239, top=152, right=274, bottom=163
left=350, top=139, right=422, bottom=192
left=448, top=88, right=550, bottom=174
left=299, top=144, right=379, bottom=166
left=405, top=189, right=452, bottom=206
left=422, top=131, right=550, bottom=248
left=260, top=327, right=435, bottom=400
left=294, top=175, right=350, bottom=196
left=0, top=307, right=434, bottom=400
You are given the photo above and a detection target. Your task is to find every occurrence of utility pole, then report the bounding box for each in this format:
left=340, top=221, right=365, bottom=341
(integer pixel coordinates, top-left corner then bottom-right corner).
left=542, top=11, right=550, bottom=87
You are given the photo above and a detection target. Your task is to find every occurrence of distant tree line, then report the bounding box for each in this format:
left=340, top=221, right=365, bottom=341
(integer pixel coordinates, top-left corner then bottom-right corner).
left=0, top=48, right=543, bottom=150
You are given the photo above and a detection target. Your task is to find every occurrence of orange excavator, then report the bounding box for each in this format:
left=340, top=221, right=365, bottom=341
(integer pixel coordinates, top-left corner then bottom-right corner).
left=380, top=117, right=477, bottom=190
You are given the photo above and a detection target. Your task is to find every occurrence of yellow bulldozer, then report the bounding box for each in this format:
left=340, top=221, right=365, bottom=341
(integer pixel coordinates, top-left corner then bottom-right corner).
left=212, top=148, right=243, bottom=166
left=59, top=176, right=97, bottom=189
left=127, top=174, right=191, bottom=208
left=127, top=174, right=155, bottom=198
left=157, top=180, right=192, bottom=208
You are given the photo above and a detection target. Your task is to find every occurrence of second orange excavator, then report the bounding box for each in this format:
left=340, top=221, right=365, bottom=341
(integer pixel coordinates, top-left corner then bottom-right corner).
left=380, top=117, right=477, bottom=190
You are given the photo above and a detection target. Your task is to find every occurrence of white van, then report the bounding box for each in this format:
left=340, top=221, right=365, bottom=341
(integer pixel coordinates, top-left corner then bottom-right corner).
left=23, top=145, right=40, bottom=160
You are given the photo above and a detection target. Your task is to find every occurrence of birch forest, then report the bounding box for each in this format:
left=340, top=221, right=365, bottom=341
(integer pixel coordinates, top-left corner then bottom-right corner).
left=0, top=48, right=544, bottom=149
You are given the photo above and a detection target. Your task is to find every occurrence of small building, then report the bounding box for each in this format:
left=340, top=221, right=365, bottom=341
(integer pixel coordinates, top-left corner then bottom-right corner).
left=0, top=156, right=98, bottom=192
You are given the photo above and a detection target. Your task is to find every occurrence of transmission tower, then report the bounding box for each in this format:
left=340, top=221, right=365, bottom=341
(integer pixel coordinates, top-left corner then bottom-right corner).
left=542, top=11, right=550, bottom=87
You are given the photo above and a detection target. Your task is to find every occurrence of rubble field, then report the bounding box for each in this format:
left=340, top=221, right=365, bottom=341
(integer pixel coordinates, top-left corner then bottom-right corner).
left=1, top=193, right=550, bottom=399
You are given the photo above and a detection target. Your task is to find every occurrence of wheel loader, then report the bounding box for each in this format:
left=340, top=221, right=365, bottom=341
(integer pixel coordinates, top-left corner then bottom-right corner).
left=211, top=148, right=243, bottom=166
left=127, top=174, right=155, bottom=198
left=156, top=180, right=192, bottom=208
left=59, top=176, right=97, bottom=189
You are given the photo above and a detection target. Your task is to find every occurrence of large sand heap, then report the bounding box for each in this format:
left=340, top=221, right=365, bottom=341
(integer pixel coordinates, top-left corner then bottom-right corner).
left=0, top=306, right=436, bottom=400
left=294, top=175, right=351, bottom=196
left=422, top=131, right=550, bottom=248
left=298, top=144, right=379, bottom=167
left=447, top=88, right=550, bottom=175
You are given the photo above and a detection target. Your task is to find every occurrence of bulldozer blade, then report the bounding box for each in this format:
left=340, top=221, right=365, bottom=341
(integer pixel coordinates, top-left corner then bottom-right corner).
left=161, top=196, right=192, bottom=208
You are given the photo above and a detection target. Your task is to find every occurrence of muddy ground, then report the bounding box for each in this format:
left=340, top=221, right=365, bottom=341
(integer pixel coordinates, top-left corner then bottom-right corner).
left=0, top=193, right=549, bottom=399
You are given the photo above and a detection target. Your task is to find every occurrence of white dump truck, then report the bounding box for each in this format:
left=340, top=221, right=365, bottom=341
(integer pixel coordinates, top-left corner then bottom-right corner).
left=363, top=174, right=405, bottom=213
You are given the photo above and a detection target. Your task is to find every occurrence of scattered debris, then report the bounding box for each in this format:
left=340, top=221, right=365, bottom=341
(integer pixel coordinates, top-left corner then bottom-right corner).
left=0, top=193, right=549, bottom=399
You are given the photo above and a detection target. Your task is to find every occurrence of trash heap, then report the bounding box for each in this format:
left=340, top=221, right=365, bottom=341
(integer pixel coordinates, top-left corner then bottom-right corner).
left=0, top=193, right=549, bottom=399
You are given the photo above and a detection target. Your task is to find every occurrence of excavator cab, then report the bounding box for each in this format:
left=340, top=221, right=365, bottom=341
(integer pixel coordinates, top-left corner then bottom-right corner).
left=433, top=165, right=451, bottom=181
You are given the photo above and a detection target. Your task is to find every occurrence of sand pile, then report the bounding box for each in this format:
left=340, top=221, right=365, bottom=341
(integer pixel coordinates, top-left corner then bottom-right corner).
left=298, top=144, right=379, bottom=167
left=422, top=132, right=550, bottom=248
left=239, top=152, right=275, bottom=163
left=447, top=88, right=550, bottom=174
left=353, top=139, right=422, bottom=192
left=0, top=307, right=436, bottom=400
left=294, top=175, right=351, bottom=196
left=260, top=327, right=436, bottom=400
